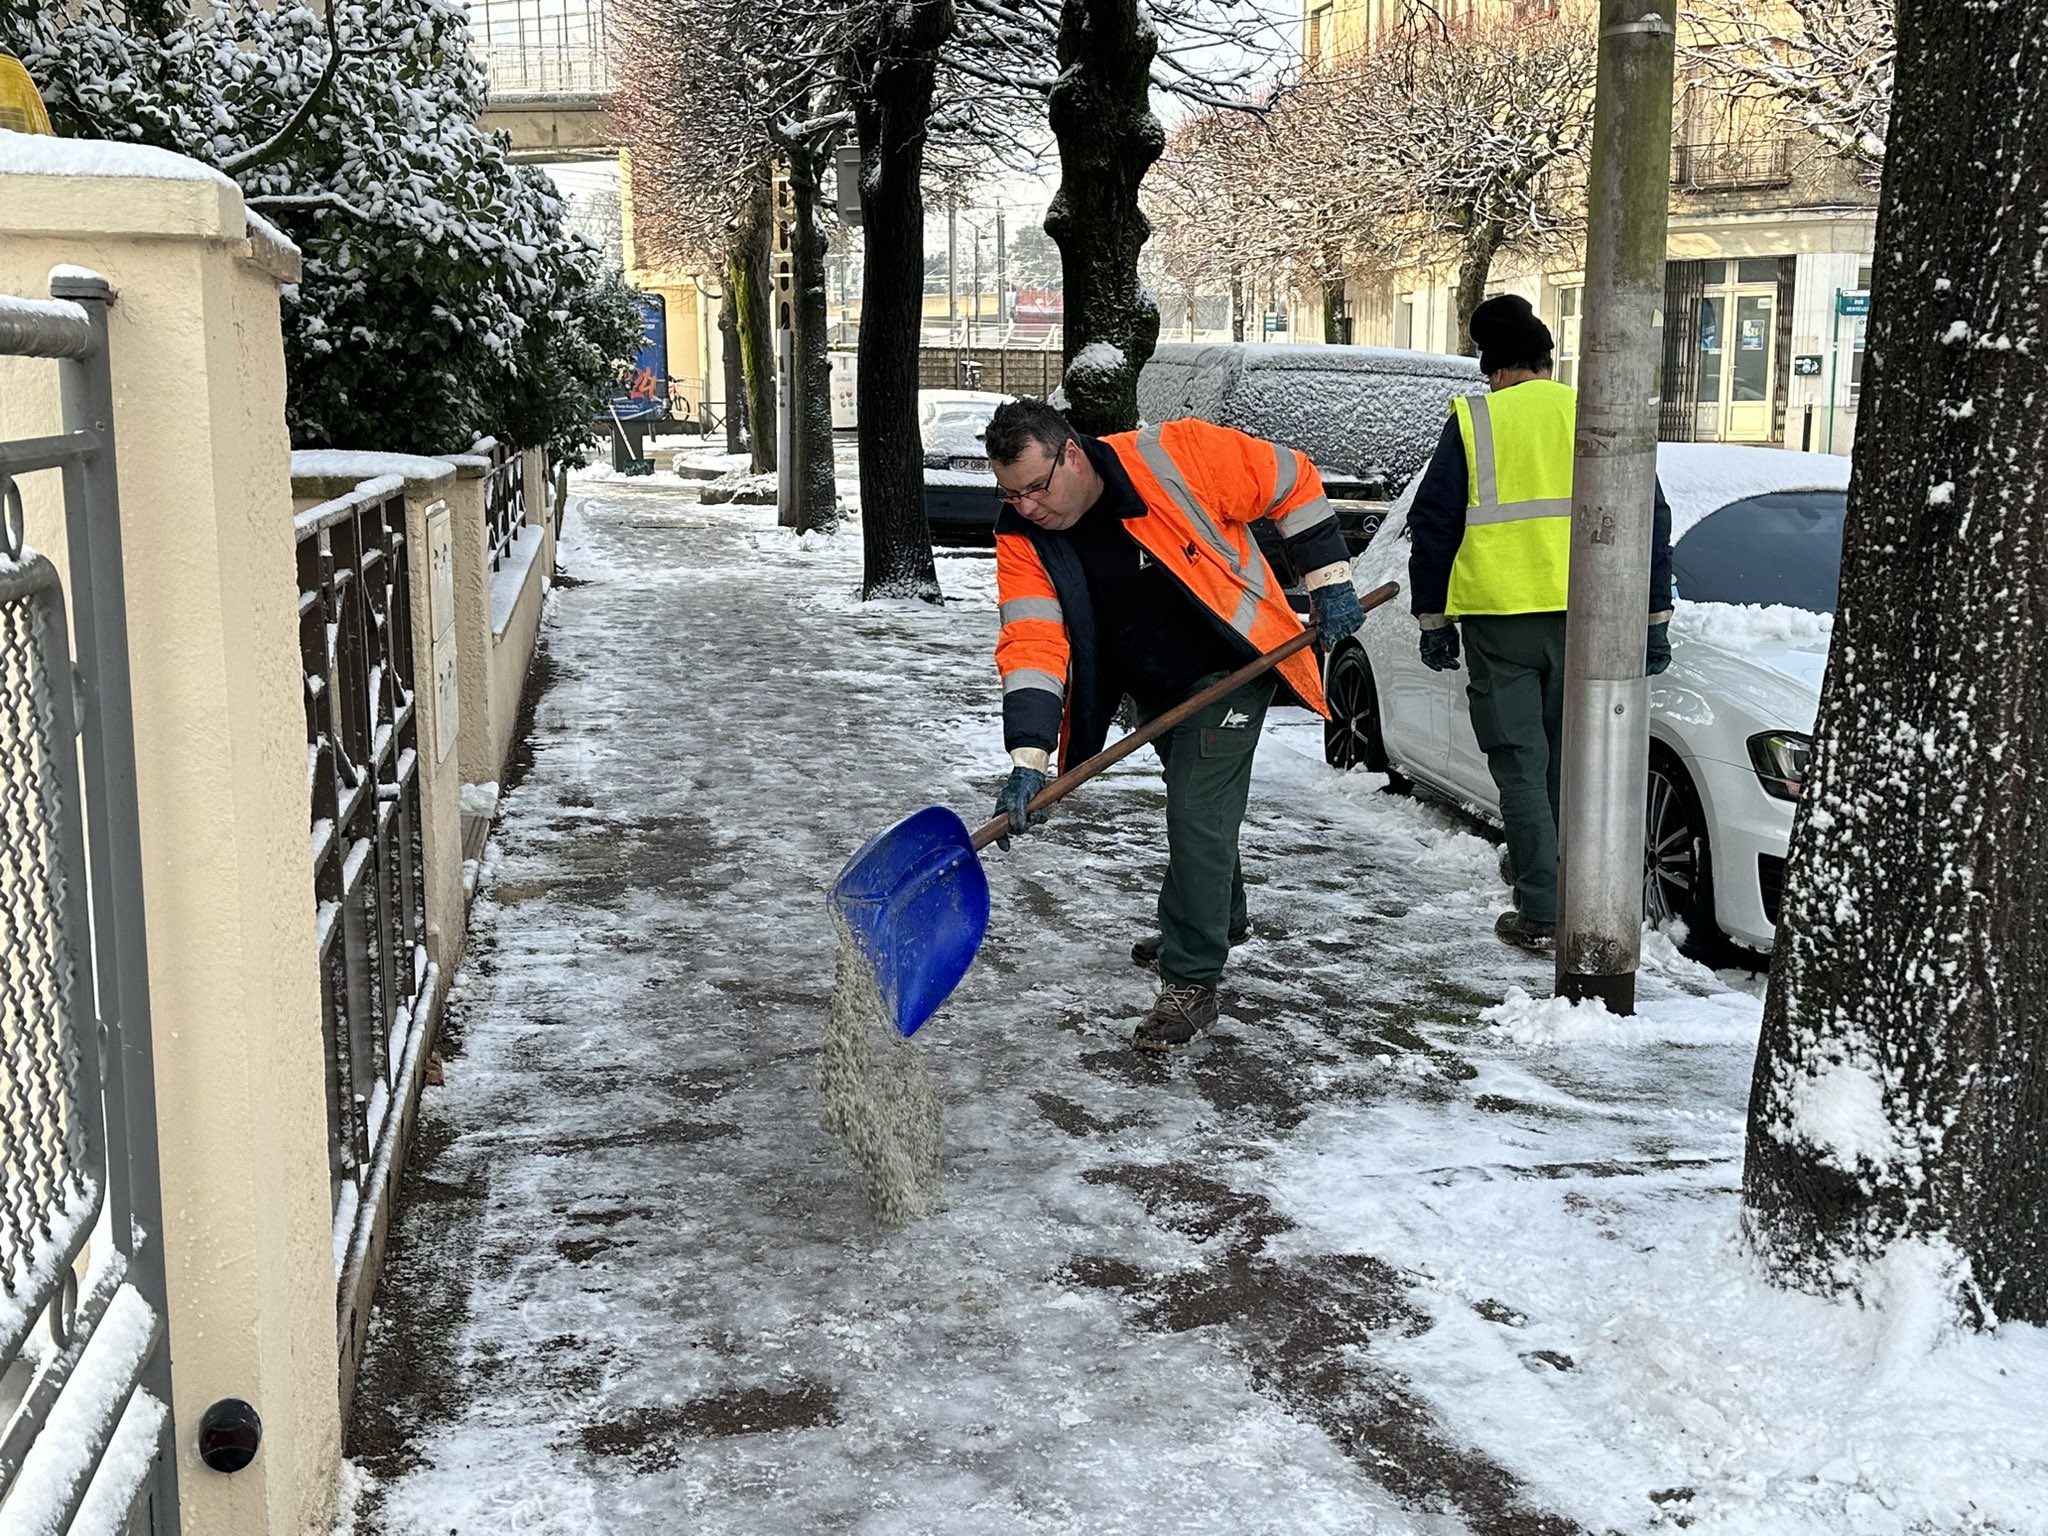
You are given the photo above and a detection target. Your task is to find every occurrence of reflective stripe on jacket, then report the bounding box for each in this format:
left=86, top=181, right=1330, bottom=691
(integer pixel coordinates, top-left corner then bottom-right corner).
left=1446, top=379, right=1576, bottom=618
left=995, top=419, right=1343, bottom=769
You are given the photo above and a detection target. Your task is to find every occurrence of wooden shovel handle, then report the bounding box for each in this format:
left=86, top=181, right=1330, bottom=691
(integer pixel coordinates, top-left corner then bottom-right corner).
left=969, top=580, right=1401, bottom=852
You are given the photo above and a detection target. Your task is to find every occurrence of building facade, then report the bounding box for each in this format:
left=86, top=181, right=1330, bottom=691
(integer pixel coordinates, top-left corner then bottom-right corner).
left=1297, top=1, right=1880, bottom=454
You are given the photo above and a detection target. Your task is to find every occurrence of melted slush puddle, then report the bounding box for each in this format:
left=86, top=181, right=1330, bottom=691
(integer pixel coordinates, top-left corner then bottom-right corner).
left=821, top=917, right=944, bottom=1222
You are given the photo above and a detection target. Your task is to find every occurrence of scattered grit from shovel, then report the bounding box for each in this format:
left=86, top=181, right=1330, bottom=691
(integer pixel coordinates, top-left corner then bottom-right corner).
left=820, top=915, right=944, bottom=1223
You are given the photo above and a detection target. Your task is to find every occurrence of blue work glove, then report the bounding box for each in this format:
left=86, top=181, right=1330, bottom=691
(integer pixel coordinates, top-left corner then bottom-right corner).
left=1646, top=620, right=1672, bottom=676
left=994, top=766, right=1048, bottom=850
left=1419, top=625, right=1461, bottom=672
left=1309, top=581, right=1365, bottom=648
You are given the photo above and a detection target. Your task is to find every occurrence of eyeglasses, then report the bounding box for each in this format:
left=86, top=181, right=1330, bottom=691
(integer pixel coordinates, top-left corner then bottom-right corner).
left=996, top=443, right=1066, bottom=507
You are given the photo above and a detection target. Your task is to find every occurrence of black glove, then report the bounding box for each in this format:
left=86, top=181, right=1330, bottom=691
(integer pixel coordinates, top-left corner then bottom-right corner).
left=1419, top=625, right=1461, bottom=672
left=994, top=766, right=1048, bottom=850
left=1646, top=620, right=1672, bottom=676
left=1309, top=581, right=1365, bottom=649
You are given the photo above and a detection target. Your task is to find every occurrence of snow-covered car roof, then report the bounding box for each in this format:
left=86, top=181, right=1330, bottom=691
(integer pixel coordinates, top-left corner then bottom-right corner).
left=1658, top=443, right=1851, bottom=542
left=918, top=390, right=1012, bottom=412
left=1138, top=342, right=1485, bottom=489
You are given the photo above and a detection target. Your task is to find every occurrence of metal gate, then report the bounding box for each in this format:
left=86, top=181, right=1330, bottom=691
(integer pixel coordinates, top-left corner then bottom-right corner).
left=0, top=274, right=180, bottom=1531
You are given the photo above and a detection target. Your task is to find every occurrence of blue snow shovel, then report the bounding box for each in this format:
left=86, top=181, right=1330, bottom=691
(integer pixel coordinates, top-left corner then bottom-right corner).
left=831, top=581, right=1401, bottom=1037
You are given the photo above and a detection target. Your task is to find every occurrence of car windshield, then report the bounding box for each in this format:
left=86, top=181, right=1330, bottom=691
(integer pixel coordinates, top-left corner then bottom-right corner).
left=1671, top=491, right=1848, bottom=613
left=922, top=402, right=997, bottom=451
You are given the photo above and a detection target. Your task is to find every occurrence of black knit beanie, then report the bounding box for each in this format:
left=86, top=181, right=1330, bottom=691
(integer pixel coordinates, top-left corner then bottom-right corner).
left=1469, top=293, right=1555, bottom=376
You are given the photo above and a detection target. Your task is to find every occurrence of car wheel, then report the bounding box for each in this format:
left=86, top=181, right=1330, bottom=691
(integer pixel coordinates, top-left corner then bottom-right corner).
left=1643, top=750, right=1724, bottom=958
left=1322, top=642, right=1412, bottom=794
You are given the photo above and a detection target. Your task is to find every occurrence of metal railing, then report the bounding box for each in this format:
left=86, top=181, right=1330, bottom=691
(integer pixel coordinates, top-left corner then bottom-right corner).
left=477, top=438, right=527, bottom=571
left=1672, top=137, right=1794, bottom=192
left=470, top=0, right=610, bottom=96
left=295, top=479, right=428, bottom=1272
left=0, top=276, right=179, bottom=1532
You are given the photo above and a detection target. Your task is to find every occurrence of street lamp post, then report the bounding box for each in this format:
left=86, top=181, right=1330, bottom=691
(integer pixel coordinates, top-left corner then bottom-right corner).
left=1554, top=0, right=1677, bottom=1015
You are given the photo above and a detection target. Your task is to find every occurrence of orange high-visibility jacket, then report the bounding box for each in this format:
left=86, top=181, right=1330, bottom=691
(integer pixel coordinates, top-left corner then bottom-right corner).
left=995, top=419, right=1347, bottom=770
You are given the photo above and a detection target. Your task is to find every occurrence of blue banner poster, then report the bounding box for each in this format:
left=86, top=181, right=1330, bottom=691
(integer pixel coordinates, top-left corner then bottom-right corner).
left=612, top=294, right=669, bottom=419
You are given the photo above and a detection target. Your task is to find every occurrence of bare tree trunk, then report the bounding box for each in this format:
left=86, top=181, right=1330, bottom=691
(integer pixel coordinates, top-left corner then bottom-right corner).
left=717, top=271, right=746, bottom=457
left=1452, top=218, right=1507, bottom=356
left=784, top=140, right=839, bottom=533
left=1742, top=0, right=2048, bottom=1325
left=850, top=0, right=952, bottom=600
left=1230, top=271, right=1245, bottom=342
left=736, top=180, right=777, bottom=475
left=1045, top=0, right=1163, bottom=435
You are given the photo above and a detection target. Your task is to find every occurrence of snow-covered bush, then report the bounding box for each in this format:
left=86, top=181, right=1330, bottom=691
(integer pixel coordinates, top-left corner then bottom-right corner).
left=0, top=0, right=642, bottom=460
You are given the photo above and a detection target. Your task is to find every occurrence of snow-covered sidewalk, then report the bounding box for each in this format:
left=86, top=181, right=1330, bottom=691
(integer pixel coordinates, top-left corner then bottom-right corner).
left=343, top=474, right=2046, bottom=1536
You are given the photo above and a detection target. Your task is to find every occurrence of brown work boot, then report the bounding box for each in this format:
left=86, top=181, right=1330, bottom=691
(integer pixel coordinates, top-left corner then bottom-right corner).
left=1130, top=923, right=1251, bottom=972
left=1132, top=984, right=1220, bottom=1054
left=1494, top=910, right=1556, bottom=953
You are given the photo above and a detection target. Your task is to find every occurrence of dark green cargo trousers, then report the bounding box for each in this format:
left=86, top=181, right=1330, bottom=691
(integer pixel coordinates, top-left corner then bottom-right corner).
left=1138, top=673, right=1276, bottom=990
left=1462, top=612, right=1567, bottom=924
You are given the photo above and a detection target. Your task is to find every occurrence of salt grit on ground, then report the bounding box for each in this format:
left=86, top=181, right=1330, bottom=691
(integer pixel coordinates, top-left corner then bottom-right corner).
left=342, top=467, right=2048, bottom=1536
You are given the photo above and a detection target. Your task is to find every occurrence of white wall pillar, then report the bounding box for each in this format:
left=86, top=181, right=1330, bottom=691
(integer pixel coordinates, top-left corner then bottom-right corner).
left=1, top=143, right=340, bottom=1536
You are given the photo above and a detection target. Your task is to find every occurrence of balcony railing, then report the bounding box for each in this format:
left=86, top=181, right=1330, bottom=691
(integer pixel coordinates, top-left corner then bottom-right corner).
left=469, top=0, right=610, bottom=97
left=1672, top=137, right=1794, bottom=193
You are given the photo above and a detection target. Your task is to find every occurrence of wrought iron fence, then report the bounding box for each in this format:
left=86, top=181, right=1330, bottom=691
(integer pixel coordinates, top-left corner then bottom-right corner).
left=0, top=277, right=179, bottom=1532
left=478, top=438, right=527, bottom=571
left=294, top=479, right=428, bottom=1264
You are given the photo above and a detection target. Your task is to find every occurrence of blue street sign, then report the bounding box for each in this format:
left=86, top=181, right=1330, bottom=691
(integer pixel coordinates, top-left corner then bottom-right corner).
left=1837, top=291, right=1871, bottom=317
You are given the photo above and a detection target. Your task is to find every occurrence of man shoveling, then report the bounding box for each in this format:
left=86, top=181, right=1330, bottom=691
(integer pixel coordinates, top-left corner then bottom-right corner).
left=983, top=399, right=1364, bottom=1053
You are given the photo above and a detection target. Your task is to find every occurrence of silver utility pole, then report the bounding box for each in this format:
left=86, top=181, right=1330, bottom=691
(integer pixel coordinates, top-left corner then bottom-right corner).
left=1555, top=0, right=1676, bottom=1015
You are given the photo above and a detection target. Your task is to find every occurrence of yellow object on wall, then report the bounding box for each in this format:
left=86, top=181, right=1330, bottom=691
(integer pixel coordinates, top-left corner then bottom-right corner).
left=0, top=47, right=55, bottom=134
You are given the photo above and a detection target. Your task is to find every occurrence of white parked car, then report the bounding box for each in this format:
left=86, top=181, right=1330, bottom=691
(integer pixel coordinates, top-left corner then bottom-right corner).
left=1326, top=443, right=1852, bottom=955
left=920, top=389, right=1012, bottom=543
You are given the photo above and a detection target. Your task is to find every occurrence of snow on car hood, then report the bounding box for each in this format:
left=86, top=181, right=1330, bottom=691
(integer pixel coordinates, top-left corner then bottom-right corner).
left=1669, top=601, right=1831, bottom=731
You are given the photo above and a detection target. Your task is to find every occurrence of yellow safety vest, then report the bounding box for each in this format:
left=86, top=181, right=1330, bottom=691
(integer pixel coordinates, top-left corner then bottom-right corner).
left=1447, top=379, right=1576, bottom=617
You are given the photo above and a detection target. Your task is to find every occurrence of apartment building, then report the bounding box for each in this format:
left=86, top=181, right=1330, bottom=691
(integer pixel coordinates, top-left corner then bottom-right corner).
left=1298, top=0, right=1880, bottom=453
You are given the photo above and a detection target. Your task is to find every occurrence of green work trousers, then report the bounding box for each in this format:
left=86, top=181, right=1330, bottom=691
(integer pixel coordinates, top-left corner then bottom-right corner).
left=1139, top=673, right=1275, bottom=990
left=1462, top=612, right=1567, bottom=924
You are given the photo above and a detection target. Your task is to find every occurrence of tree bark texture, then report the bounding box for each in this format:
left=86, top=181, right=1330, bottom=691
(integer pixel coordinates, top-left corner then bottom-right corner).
left=1453, top=219, right=1507, bottom=357
left=718, top=272, right=747, bottom=457
left=1742, top=0, right=2048, bottom=1324
left=1045, top=0, right=1164, bottom=435
left=783, top=141, right=839, bottom=534
left=850, top=0, right=952, bottom=600
left=736, top=181, right=777, bottom=475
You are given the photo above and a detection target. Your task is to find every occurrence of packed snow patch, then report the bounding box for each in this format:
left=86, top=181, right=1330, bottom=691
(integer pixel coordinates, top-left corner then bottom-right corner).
left=1482, top=986, right=1646, bottom=1049
left=1779, top=1056, right=1900, bottom=1172
left=1066, top=341, right=1127, bottom=384
left=458, top=781, right=499, bottom=819
left=1672, top=600, right=1834, bottom=650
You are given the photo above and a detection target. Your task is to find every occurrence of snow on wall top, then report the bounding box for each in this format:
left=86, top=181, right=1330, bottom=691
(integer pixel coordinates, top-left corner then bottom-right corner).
left=292, top=450, right=458, bottom=485
left=1138, top=343, right=1485, bottom=488
left=0, top=129, right=239, bottom=193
